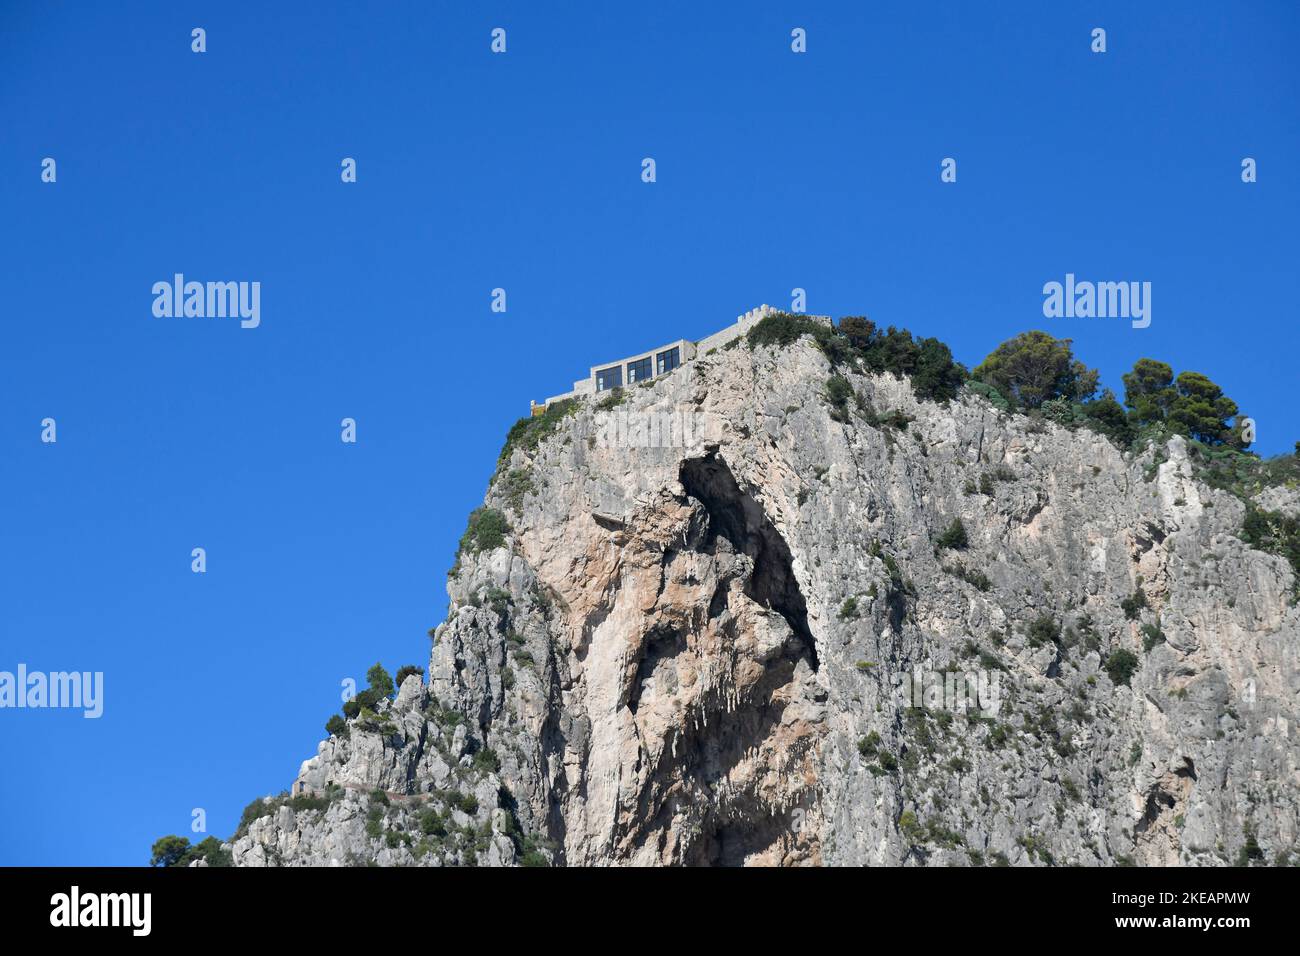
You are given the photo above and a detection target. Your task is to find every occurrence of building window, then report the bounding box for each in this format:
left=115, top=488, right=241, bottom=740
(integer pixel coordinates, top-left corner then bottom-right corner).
left=596, top=365, right=623, bottom=392
left=656, top=347, right=680, bottom=376
left=627, top=357, right=652, bottom=383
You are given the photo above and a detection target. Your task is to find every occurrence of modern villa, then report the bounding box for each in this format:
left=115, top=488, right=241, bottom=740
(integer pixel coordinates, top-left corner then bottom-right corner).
left=530, top=304, right=784, bottom=415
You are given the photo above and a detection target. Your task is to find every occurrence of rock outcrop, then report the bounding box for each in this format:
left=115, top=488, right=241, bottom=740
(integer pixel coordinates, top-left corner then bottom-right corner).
left=226, top=329, right=1300, bottom=867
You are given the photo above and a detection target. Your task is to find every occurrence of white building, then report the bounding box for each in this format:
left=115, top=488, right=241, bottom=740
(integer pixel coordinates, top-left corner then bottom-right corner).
left=531, top=304, right=782, bottom=415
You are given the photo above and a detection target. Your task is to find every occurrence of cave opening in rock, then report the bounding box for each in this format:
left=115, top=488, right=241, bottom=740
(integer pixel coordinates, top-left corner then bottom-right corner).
left=678, top=452, right=818, bottom=671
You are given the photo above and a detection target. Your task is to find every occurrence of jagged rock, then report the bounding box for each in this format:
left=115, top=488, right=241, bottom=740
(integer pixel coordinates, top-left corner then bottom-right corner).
left=228, top=332, right=1299, bottom=867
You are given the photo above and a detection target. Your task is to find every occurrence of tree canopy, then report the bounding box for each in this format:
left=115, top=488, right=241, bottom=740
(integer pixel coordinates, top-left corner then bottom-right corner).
left=837, top=317, right=967, bottom=403
left=150, top=835, right=191, bottom=867
left=1122, top=359, right=1242, bottom=446
left=366, top=662, right=395, bottom=699
left=1169, top=371, right=1241, bottom=445
left=149, top=835, right=231, bottom=867
left=972, top=331, right=1099, bottom=409
left=1121, top=358, right=1175, bottom=429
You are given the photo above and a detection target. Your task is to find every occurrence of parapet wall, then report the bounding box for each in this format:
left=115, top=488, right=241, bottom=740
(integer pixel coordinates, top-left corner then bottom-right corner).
left=695, top=304, right=777, bottom=355
left=535, top=304, right=830, bottom=411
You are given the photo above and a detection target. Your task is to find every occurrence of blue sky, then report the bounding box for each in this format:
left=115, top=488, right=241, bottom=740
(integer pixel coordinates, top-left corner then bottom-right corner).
left=1, top=1, right=1296, bottom=865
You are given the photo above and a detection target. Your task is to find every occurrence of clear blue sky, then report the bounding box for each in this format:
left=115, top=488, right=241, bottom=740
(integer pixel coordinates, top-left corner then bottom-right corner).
left=1, top=1, right=1296, bottom=865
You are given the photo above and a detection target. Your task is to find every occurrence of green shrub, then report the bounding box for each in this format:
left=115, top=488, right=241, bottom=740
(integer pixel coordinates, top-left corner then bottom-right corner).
left=879, top=551, right=912, bottom=597
left=189, top=836, right=232, bottom=867
left=495, top=467, right=536, bottom=515
left=1187, top=442, right=1276, bottom=499
left=459, top=507, right=510, bottom=555
left=1017, top=833, right=1054, bottom=865
left=289, top=792, right=331, bottom=813
left=878, top=409, right=912, bottom=431
left=1241, top=504, right=1300, bottom=594
left=1040, top=396, right=1077, bottom=425
left=747, top=313, right=844, bottom=362
left=367, top=662, right=395, bottom=698
left=418, top=807, right=447, bottom=837
left=1027, top=615, right=1060, bottom=648
left=455, top=793, right=480, bottom=815
left=1080, top=391, right=1135, bottom=445
left=338, top=686, right=379, bottom=717
left=395, top=664, right=423, bottom=686
left=150, top=835, right=232, bottom=868
left=908, top=337, right=967, bottom=403
left=1121, top=589, right=1148, bottom=620
left=849, top=320, right=966, bottom=402
left=344, top=687, right=383, bottom=720
left=749, top=312, right=820, bottom=348
left=1105, top=649, right=1140, bottom=687
left=936, top=518, right=969, bottom=550
left=236, top=797, right=278, bottom=835
left=1141, top=623, right=1165, bottom=653
left=826, top=374, right=853, bottom=422
left=898, top=810, right=922, bottom=843
left=325, top=714, right=349, bottom=738
left=944, top=563, right=990, bottom=591
left=150, top=835, right=192, bottom=867
left=485, top=587, right=512, bottom=614
left=965, top=380, right=1010, bottom=412
left=838, top=597, right=859, bottom=620
left=497, top=398, right=580, bottom=471
left=858, top=732, right=881, bottom=757
left=1238, top=824, right=1265, bottom=866
left=1072, top=613, right=1102, bottom=652
left=747, top=313, right=966, bottom=401
left=426, top=702, right=464, bottom=728
left=471, top=747, right=501, bottom=773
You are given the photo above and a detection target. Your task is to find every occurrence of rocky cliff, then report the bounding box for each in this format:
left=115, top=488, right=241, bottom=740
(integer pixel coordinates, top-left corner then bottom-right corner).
left=225, top=326, right=1300, bottom=867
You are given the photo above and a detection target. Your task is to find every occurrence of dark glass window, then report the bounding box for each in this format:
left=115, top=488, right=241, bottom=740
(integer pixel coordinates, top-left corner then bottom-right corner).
left=656, top=347, right=680, bottom=375
left=596, top=365, right=623, bottom=391
left=627, top=357, right=652, bottom=383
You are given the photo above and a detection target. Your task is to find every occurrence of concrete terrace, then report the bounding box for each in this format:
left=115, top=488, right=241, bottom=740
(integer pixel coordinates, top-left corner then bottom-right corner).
left=531, top=304, right=785, bottom=414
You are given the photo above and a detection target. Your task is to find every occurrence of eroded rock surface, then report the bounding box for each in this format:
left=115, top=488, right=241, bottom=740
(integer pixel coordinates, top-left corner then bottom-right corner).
left=228, top=335, right=1300, bottom=867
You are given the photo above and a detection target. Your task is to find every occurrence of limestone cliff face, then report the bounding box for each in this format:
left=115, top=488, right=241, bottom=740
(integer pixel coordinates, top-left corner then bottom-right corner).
left=228, top=333, right=1300, bottom=867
